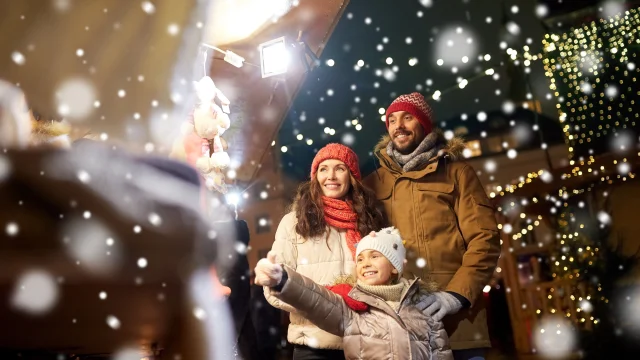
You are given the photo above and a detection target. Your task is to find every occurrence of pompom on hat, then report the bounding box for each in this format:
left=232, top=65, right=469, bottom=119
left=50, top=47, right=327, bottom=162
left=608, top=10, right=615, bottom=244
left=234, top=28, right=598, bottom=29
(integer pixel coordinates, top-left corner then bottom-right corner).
left=310, top=143, right=361, bottom=180
left=385, top=92, right=433, bottom=135
left=355, top=227, right=406, bottom=273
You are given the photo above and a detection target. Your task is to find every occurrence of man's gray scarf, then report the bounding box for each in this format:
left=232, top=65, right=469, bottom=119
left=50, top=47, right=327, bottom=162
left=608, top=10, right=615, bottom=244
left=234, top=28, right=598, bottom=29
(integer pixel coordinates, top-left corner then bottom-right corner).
left=387, top=131, right=443, bottom=172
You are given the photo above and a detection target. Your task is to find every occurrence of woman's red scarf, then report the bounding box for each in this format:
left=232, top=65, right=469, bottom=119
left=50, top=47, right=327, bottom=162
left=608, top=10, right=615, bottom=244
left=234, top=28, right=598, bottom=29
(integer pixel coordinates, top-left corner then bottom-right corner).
left=322, top=196, right=361, bottom=259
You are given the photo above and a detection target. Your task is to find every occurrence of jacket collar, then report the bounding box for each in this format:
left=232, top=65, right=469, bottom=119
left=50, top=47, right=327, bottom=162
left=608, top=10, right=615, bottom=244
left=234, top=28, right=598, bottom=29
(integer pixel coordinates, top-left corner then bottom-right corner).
left=348, top=277, right=420, bottom=327
left=372, top=129, right=465, bottom=179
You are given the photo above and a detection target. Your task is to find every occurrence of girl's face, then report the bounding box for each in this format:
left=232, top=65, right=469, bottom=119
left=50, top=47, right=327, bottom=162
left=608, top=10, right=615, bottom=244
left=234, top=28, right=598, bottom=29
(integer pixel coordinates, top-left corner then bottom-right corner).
left=356, top=250, right=397, bottom=285
left=316, top=159, right=351, bottom=199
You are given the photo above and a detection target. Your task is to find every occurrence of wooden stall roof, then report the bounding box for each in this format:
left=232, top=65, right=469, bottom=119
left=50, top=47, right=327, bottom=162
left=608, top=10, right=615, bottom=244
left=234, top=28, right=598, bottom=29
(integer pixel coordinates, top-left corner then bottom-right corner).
left=205, top=0, right=351, bottom=182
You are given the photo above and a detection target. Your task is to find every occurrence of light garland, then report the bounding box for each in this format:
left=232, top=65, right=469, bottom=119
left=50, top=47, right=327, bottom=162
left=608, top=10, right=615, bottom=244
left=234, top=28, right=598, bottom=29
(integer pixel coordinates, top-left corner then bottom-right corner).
left=541, top=7, right=640, bottom=161
left=491, top=150, right=638, bottom=201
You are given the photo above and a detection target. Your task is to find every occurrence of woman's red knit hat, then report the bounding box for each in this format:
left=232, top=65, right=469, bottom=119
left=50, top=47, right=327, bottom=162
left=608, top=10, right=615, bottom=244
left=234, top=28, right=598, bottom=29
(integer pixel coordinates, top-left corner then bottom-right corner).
left=385, top=92, right=433, bottom=134
left=310, top=143, right=361, bottom=180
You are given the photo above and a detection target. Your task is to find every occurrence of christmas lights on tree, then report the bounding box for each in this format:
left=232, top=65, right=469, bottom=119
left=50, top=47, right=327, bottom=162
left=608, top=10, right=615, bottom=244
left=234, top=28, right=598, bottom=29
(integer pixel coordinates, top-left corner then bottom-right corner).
left=541, top=7, right=640, bottom=162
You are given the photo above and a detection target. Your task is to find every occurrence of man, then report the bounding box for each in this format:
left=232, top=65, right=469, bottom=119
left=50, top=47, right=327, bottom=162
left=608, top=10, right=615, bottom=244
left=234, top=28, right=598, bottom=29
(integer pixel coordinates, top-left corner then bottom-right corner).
left=364, top=92, right=501, bottom=360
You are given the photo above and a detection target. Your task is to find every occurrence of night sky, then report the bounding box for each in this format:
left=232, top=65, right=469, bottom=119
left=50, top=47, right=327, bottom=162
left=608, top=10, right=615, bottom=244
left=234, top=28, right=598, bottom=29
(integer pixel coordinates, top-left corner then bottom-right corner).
left=277, top=0, right=607, bottom=180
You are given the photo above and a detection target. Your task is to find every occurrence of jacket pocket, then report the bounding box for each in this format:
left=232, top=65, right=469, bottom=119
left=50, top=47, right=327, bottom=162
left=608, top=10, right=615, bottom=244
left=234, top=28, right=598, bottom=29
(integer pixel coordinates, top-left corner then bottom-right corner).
left=415, top=182, right=456, bottom=223
left=415, top=182, right=454, bottom=194
left=471, top=194, right=499, bottom=231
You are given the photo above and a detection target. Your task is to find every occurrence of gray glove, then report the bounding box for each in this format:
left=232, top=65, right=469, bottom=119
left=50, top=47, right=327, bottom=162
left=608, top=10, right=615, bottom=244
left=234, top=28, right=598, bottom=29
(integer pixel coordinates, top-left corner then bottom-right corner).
left=424, top=292, right=463, bottom=322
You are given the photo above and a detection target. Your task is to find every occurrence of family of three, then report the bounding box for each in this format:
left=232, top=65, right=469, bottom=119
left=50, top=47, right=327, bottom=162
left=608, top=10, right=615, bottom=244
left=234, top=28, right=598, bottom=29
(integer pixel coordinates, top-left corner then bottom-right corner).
left=254, top=92, right=501, bottom=360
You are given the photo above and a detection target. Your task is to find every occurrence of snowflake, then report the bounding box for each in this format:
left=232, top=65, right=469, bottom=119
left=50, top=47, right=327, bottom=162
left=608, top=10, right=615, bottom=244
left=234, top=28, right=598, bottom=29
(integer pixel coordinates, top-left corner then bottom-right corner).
left=382, top=68, right=396, bottom=82
left=540, top=171, right=553, bottom=184
left=342, top=133, right=355, bottom=146
left=235, top=241, right=248, bottom=255
left=435, top=26, right=478, bottom=68
left=53, top=0, right=71, bottom=12
left=484, top=160, right=497, bottom=173
left=10, top=269, right=59, bottom=315
left=600, top=1, right=625, bottom=18
left=506, top=21, right=520, bottom=35
left=532, top=316, right=576, bottom=359
left=502, top=100, right=515, bottom=114
left=5, top=222, right=19, bottom=236
left=167, top=23, right=180, bottom=36
left=55, top=77, right=97, bottom=120
left=148, top=212, right=162, bottom=226
left=141, top=1, right=156, bottom=14
left=536, top=4, right=549, bottom=18
left=617, top=162, right=631, bottom=175
left=193, top=307, right=207, bottom=320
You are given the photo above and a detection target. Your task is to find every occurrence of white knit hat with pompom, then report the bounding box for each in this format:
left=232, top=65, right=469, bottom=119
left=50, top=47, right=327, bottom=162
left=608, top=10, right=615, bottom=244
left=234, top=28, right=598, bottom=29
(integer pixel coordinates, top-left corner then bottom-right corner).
left=355, top=227, right=406, bottom=273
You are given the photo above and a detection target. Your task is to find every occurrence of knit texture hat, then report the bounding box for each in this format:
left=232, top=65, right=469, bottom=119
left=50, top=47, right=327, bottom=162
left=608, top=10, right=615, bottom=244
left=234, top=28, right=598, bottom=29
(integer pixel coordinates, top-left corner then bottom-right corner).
left=310, top=143, right=361, bottom=180
left=385, top=92, right=433, bottom=135
left=355, top=227, right=406, bottom=273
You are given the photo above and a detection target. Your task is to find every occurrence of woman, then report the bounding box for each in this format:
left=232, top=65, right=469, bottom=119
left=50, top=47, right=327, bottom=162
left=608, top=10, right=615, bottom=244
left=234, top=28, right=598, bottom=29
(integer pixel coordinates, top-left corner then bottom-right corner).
left=265, top=143, right=386, bottom=360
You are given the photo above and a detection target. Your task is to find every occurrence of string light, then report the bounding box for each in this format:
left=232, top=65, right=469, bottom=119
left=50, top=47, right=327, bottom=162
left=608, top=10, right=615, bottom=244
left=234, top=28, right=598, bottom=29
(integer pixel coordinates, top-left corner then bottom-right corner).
left=541, top=8, right=640, bottom=161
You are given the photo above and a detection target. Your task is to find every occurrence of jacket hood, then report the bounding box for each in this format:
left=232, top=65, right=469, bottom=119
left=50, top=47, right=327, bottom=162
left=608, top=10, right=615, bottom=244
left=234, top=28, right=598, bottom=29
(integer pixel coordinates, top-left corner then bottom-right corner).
left=374, top=128, right=466, bottom=162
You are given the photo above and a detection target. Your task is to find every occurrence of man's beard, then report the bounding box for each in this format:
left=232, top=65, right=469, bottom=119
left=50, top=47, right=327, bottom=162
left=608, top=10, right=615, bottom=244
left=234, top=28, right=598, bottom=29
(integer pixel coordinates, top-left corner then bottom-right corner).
left=392, top=137, right=419, bottom=155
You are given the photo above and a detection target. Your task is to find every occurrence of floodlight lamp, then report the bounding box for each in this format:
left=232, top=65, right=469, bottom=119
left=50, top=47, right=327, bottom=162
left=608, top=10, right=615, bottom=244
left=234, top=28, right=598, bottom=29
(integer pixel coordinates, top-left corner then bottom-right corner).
left=226, top=192, right=241, bottom=206
left=259, top=37, right=290, bottom=78
left=224, top=50, right=245, bottom=68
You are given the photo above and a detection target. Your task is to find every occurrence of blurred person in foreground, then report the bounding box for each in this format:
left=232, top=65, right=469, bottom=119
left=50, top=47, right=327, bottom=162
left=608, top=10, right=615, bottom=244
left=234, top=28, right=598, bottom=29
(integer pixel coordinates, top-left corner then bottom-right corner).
left=0, top=0, right=239, bottom=356
left=364, top=93, right=501, bottom=360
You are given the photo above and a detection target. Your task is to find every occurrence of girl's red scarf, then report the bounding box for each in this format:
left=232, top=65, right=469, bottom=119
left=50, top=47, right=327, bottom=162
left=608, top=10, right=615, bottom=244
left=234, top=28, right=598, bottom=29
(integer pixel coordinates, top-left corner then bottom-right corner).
left=322, top=196, right=361, bottom=259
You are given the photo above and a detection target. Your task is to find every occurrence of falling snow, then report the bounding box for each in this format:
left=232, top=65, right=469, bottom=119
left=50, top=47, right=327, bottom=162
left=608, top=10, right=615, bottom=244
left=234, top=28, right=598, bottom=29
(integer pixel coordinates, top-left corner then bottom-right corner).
left=533, top=316, right=577, bottom=359
left=141, top=1, right=156, bottom=14
left=435, top=26, right=477, bottom=68
left=167, top=23, right=180, bottom=36
left=106, top=315, right=121, bottom=329
left=6, top=221, right=19, bottom=236
left=148, top=212, right=162, bottom=226
left=11, top=269, right=59, bottom=315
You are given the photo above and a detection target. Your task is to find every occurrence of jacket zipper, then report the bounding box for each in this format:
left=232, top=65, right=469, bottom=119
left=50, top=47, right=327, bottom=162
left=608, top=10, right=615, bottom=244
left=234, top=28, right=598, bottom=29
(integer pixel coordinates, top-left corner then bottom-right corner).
left=397, top=278, right=419, bottom=308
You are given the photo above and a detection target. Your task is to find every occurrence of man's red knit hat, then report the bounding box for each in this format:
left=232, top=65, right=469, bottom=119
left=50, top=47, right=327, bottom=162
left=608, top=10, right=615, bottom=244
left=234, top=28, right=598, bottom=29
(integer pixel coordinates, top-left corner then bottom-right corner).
left=385, top=92, right=433, bottom=134
left=310, top=143, right=361, bottom=180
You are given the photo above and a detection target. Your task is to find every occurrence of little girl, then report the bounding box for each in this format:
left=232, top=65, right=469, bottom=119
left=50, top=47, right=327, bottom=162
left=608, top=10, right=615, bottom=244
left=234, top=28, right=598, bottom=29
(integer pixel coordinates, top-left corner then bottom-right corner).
left=255, top=227, right=453, bottom=360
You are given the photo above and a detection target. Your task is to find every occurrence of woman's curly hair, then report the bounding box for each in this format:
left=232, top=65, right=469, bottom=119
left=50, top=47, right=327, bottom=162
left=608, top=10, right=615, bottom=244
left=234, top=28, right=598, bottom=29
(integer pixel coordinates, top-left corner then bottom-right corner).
left=291, top=173, right=387, bottom=242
